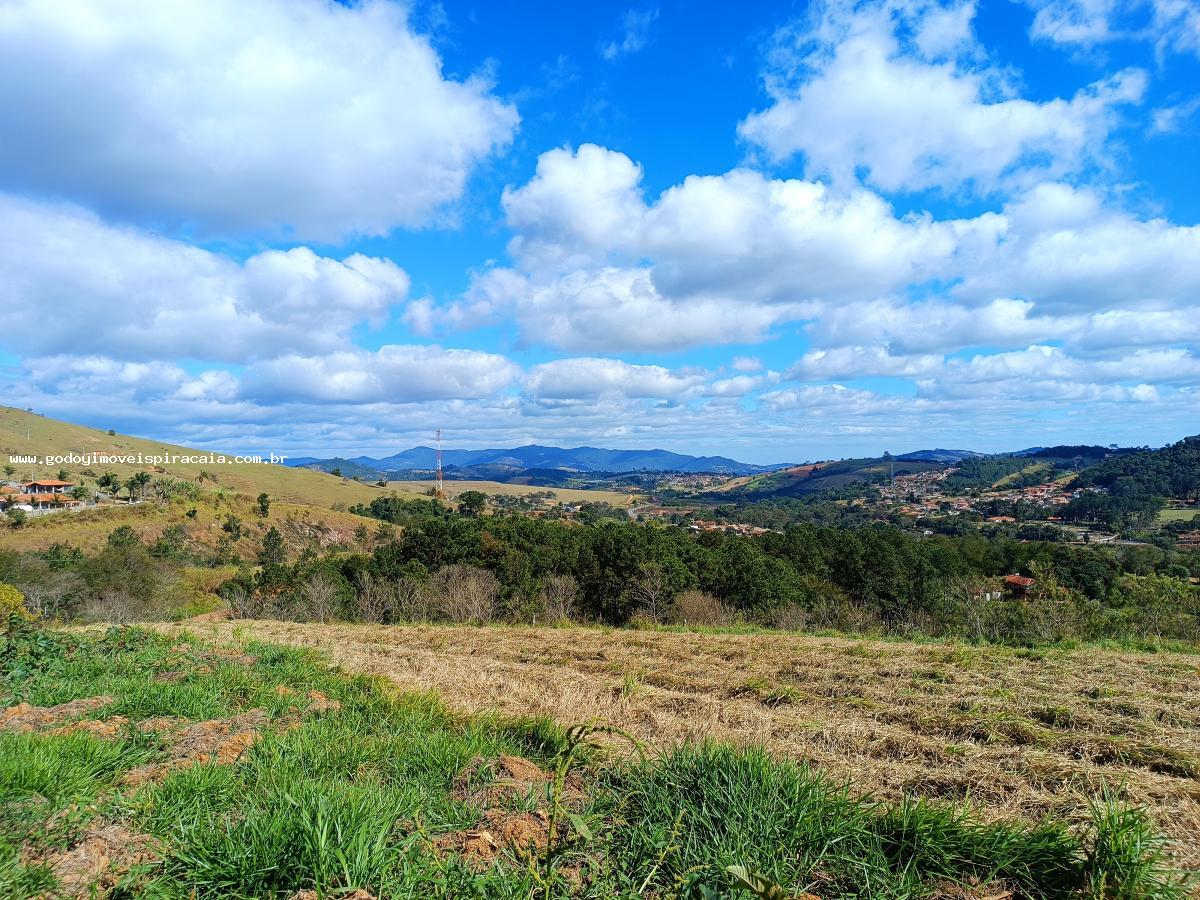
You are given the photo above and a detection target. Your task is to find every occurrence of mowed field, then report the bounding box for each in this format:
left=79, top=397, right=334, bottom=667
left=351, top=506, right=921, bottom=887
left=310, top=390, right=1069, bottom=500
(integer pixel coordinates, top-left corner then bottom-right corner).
left=390, top=480, right=638, bottom=507
left=160, top=620, right=1200, bottom=869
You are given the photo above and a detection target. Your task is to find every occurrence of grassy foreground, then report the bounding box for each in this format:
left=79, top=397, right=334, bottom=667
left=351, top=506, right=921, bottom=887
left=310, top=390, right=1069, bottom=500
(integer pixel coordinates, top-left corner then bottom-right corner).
left=0, top=621, right=1191, bottom=898
left=163, top=619, right=1200, bottom=872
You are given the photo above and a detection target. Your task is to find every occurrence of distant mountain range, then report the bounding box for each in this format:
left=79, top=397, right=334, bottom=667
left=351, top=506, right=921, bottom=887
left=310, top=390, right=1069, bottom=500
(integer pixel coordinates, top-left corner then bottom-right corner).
left=284, top=444, right=795, bottom=477
left=895, top=449, right=982, bottom=463
left=282, top=443, right=1143, bottom=483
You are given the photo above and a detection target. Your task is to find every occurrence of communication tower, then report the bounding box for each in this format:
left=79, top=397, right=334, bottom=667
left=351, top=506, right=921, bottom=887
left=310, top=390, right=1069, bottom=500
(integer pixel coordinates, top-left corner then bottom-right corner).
left=435, top=429, right=444, bottom=499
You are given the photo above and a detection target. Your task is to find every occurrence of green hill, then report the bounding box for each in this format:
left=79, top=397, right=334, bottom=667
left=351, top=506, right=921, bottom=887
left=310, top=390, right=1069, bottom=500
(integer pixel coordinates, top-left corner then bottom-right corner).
left=726, top=456, right=943, bottom=499
left=0, top=406, right=418, bottom=508
left=1075, top=435, right=1200, bottom=501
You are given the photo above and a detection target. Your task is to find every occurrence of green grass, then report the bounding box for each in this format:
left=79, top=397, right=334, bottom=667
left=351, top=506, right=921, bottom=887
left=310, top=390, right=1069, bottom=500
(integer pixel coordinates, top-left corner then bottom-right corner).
left=0, top=620, right=1192, bottom=898
left=1158, top=507, right=1200, bottom=523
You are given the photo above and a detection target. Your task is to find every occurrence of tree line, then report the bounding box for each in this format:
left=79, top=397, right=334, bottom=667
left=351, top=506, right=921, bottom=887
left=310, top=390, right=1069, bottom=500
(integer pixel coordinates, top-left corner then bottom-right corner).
left=220, top=513, right=1200, bottom=644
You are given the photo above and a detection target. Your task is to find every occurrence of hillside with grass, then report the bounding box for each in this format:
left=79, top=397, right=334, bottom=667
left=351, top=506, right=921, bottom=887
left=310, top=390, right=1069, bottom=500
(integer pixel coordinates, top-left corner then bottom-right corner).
left=1, top=621, right=1190, bottom=898
left=0, top=406, right=410, bottom=508
left=725, top=457, right=945, bottom=499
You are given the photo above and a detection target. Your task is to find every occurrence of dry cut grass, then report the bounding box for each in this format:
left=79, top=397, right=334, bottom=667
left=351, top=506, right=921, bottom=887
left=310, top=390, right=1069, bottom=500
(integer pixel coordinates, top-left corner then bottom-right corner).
left=156, top=620, right=1200, bottom=870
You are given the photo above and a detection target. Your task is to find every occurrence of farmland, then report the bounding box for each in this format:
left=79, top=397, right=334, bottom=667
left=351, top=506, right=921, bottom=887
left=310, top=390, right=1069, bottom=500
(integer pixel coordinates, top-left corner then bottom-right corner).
left=1160, top=507, right=1200, bottom=523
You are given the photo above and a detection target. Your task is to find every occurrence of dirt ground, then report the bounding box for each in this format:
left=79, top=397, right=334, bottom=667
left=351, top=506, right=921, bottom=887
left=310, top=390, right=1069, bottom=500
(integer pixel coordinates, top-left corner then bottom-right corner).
left=154, top=620, right=1200, bottom=867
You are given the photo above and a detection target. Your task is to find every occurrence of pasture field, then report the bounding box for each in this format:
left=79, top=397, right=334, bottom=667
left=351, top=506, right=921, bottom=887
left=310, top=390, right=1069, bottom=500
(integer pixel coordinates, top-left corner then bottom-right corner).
left=390, top=480, right=638, bottom=507
left=1160, top=507, right=1200, bottom=523
left=159, top=620, right=1200, bottom=876
left=2, top=621, right=1191, bottom=898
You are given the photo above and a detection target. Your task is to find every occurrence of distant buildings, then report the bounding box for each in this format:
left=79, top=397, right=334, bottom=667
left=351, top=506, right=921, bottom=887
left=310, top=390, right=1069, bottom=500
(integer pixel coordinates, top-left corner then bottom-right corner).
left=0, top=480, right=81, bottom=512
left=1003, top=574, right=1035, bottom=597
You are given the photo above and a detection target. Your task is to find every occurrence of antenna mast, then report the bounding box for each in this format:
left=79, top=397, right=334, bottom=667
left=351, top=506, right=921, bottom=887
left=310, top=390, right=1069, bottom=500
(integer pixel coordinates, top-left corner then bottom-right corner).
left=435, top=429, right=444, bottom=500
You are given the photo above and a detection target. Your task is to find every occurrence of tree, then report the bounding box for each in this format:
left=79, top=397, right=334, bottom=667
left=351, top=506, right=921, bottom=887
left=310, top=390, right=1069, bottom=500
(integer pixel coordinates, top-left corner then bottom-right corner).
left=457, top=490, right=487, bottom=518
left=259, top=526, right=286, bottom=567
left=126, top=471, right=151, bottom=501
left=107, top=525, right=140, bottom=549
left=57, top=469, right=70, bottom=482
left=354, top=571, right=394, bottom=623
left=96, top=471, right=121, bottom=495
left=5, top=508, right=26, bottom=529
left=2, top=465, right=15, bottom=479
left=424, top=564, right=497, bottom=623
left=70, top=485, right=88, bottom=501
left=257, top=492, right=271, bottom=517
left=299, top=574, right=340, bottom=623
left=626, top=561, right=679, bottom=623
left=222, top=514, right=243, bottom=542
left=539, top=573, right=579, bottom=622
left=149, top=524, right=187, bottom=559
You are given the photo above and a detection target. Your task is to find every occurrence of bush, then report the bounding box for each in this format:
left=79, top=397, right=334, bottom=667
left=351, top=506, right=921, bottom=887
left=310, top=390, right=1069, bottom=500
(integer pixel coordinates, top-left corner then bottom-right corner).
left=770, top=603, right=808, bottom=631
left=297, top=574, right=341, bottom=624
left=424, top=564, right=497, bottom=623
left=0, top=582, right=32, bottom=622
left=671, top=590, right=734, bottom=627
left=538, top=573, right=580, bottom=623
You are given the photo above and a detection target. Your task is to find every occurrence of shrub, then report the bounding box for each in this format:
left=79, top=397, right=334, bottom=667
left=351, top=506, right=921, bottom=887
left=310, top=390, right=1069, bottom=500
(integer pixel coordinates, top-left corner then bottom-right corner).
left=424, top=564, right=498, bottom=623
left=672, top=590, right=734, bottom=627
left=0, top=582, right=32, bottom=622
left=770, top=603, right=808, bottom=631
left=539, top=573, right=580, bottom=623
left=354, top=571, right=394, bottom=623
left=297, top=574, right=341, bottom=624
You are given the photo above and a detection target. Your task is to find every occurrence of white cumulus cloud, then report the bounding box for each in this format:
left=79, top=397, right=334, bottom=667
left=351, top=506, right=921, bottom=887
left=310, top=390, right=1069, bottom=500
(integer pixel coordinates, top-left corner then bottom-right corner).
left=0, top=0, right=518, bottom=239
left=0, top=194, right=410, bottom=362
left=739, top=0, right=1146, bottom=194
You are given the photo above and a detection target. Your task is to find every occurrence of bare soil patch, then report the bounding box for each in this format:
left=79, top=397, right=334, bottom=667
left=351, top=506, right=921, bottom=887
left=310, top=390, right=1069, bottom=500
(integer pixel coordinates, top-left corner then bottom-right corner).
left=1, top=696, right=114, bottom=732
left=27, top=821, right=160, bottom=897
left=436, top=753, right=563, bottom=869
left=120, top=709, right=268, bottom=786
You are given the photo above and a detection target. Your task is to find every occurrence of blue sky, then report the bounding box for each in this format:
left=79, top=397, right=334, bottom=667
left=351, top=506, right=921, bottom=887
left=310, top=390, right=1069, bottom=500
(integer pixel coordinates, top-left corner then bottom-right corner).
left=1, top=0, right=1198, bottom=463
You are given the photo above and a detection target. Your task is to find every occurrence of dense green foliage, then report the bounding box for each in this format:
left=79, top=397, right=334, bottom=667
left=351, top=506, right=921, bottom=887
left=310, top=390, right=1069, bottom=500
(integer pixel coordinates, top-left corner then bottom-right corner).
left=0, top=624, right=1189, bottom=898
left=218, top=513, right=1200, bottom=643
left=941, top=456, right=1066, bottom=493
left=1076, top=436, right=1200, bottom=502
left=3, top=500, right=1199, bottom=644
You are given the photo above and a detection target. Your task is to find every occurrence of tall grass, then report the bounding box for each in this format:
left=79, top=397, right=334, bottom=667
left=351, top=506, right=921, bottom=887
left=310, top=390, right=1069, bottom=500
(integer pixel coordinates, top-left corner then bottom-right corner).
left=602, top=743, right=1189, bottom=898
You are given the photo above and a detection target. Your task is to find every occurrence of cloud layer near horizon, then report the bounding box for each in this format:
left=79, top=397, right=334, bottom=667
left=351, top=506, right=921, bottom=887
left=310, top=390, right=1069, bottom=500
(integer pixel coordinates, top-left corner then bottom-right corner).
left=0, top=0, right=1197, bottom=460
